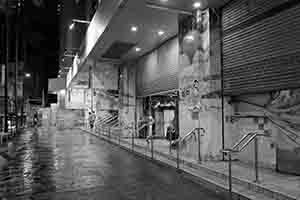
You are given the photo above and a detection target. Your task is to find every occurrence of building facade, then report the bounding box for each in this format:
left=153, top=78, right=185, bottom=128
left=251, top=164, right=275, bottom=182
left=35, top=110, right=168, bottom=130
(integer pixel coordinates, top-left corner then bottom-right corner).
left=61, top=0, right=300, bottom=175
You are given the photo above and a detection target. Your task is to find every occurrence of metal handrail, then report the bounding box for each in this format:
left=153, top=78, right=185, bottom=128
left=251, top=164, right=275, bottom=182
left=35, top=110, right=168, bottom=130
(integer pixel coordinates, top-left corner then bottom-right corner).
left=173, top=128, right=205, bottom=147
left=267, top=117, right=300, bottom=146
left=230, top=100, right=300, bottom=146
left=173, top=128, right=196, bottom=145
left=101, top=115, right=117, bottom=124
left=137, top=122, right=152, bottom=132
left=96, top=115, right=112, bottom=122
left=106, top=118, right=118, bottom=126
left=171, top=128, right=206, bottom=168
left=96, top=115, right=117, bottom=126
left=222, top=130, right=271, bottom=200
left=231, top=132, right=255, bottom=151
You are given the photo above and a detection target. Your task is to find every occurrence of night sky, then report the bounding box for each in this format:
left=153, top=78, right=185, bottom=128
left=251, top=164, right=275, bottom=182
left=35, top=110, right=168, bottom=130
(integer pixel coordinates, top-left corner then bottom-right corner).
left=22, top=0, right=60, bottom=99
left=0, top=0, right=60, bottom=100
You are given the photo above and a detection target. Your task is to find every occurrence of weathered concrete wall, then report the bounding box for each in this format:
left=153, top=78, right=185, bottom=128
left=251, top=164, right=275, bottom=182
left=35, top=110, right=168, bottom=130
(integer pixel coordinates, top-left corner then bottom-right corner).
left=119, top=64, right=136, bottom=136
left=224, top=90, right=300, bottom=169
left=65, top=88, right=87, bottom=109
left=178, top=10, right=222, bottom=161
left=93, top=62, right=119, bottom=113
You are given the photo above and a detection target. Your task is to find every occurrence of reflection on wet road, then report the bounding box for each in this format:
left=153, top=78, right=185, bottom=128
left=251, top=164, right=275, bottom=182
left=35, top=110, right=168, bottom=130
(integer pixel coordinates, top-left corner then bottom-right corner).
left=0, top=127, right=222, bottom=199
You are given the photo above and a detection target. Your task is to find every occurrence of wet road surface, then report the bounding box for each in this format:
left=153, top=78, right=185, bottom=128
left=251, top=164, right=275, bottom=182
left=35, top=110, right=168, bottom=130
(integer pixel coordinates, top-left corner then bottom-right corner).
left=0, top=127, right=223, bottom=200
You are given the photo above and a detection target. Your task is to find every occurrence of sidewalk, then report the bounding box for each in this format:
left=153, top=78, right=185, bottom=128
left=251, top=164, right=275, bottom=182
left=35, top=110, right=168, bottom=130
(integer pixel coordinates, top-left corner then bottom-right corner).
left=81, top=128, right=300, bottom=200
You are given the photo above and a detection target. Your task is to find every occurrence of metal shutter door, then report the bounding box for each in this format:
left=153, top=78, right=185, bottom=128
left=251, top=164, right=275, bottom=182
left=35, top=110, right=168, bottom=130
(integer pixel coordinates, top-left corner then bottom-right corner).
left=136, top=37, right=179, bottom=97
left=222, top=0, right=300, bottom=95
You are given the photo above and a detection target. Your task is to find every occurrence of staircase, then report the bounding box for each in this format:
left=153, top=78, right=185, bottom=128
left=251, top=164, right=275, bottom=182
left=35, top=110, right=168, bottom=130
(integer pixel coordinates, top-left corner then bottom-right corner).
left=94, top=111, right=120, bottom=136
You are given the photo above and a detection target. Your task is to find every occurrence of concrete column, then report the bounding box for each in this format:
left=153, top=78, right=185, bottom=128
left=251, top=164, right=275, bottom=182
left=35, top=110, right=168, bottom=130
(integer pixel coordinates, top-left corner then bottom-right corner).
left=178, top=9, right=222, bottom=160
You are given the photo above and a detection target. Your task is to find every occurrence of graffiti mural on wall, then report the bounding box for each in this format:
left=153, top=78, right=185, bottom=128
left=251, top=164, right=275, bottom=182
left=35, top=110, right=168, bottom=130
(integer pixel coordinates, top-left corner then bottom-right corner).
left=266, top=89, right=300, bottom=145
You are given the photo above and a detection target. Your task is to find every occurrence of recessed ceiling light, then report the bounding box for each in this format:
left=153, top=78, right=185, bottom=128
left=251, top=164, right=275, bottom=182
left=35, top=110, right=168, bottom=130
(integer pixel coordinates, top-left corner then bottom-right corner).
left=158, top=30, right=165, bottom=36
left=135, top=47, right=141, bottom=52
left=25, top=73, right=31, bottom=78
left=131, top=26, right=138, bottom=32
left=193, top=2, right=201, bottom=9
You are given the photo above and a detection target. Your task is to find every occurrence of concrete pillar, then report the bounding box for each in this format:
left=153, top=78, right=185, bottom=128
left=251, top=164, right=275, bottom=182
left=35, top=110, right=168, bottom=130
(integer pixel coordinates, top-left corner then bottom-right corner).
left=178, top=9, right=222, bottom=160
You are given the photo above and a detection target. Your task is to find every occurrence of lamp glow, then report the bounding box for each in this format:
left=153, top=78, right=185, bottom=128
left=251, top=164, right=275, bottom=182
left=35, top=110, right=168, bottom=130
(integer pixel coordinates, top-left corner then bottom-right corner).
left=193, top=2, right=201, bottom=9
left=25, top=73, right=31, bottom=78
left=69, top=23, right=75, bottom=30
left=131, top=26, right=138, bottom=32
left=158, top=30, right=165, bottom=36
left=185, top=35, right=195, bottom=41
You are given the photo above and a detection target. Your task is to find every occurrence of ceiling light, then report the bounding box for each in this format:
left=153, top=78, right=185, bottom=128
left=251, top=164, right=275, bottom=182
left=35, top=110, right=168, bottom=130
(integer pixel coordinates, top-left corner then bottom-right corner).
left=158, top=30, right=165, bottom=36
left=193, top=2, right=201, bottom=9
left=131, top=26, right=138, bottom=32
left=135, top=47, right=141, bottom=52
left=25, top=73, right=31, bottom=78
left=69, top=22, right=75, bottom=30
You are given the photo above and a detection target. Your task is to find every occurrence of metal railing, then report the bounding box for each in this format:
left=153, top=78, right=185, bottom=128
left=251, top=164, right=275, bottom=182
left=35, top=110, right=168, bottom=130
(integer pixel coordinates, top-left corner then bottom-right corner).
left=172, top=128, right=205, bottom=168
left=221, top=130, right=271, bottom=200
left=0, top=116, right=18, bottom=144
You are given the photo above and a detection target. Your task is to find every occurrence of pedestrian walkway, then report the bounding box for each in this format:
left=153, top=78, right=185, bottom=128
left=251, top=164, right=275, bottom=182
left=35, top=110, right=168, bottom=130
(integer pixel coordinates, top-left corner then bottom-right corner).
left=0, top=127, right=224, bottom=200
left=82, top=127, right=300, bottom=200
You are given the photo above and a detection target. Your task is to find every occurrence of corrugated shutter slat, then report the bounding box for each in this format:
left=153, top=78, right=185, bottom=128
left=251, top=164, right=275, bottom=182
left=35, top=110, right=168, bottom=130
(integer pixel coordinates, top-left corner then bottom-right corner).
left=222, top=0, right=300, bottom=96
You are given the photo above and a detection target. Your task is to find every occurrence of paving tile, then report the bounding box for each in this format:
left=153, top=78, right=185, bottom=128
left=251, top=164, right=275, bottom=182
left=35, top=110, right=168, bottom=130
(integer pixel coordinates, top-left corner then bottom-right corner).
left=0, top=127, right=225, bottom=200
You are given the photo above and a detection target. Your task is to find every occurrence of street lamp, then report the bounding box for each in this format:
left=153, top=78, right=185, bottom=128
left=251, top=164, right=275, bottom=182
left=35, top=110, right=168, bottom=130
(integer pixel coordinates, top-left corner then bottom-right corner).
left=69, top=19, right=91, bottom=30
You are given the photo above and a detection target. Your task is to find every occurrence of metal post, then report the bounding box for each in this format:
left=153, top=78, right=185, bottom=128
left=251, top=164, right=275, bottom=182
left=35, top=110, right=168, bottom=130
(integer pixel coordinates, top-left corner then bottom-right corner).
left=254, top=137, right=259, bottom=183
left=176, top=142, right=180, bottom=170
left=228, top=153, right=232, bottom=200
left=197, top=128, right=201, bottom=163
left=131, top=127, right=134, bottom=151
left=15, top=4, right=19, bottom=133
left=89, top=65, right=93, bottom=112
left=220, top=9, right=225, bottom=162
left=4, top=1, right=9, bottom=133
left=118, top=127, right=121, bottom=145
left=151, top=136, right=154, bottom=159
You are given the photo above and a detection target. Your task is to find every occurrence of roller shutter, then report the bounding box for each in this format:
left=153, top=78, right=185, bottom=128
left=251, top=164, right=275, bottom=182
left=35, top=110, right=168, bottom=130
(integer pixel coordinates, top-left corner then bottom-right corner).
left=136, top=37, right=179, bottom=97
left=222, top=0, right=300, bottom=95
